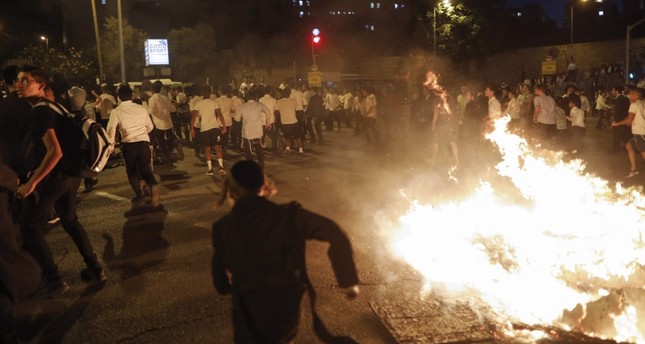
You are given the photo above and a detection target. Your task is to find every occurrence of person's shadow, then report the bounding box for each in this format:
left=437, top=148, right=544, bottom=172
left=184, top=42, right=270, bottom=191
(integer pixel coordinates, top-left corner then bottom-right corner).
left=102, top=206, right=169, bottom=295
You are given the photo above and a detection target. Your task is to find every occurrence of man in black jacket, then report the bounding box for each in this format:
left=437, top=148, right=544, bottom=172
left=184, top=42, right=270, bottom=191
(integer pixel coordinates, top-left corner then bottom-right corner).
left=212, top=161, right=360, bottom=344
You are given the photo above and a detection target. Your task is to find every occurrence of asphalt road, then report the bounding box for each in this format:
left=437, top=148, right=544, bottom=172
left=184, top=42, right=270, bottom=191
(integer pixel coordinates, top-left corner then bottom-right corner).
left=12, top=114, right=640, bottom=344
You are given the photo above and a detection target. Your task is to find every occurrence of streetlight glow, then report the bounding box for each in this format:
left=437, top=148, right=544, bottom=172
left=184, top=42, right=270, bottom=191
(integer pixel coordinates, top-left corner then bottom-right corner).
left=40, top=35, right=49, bottom=50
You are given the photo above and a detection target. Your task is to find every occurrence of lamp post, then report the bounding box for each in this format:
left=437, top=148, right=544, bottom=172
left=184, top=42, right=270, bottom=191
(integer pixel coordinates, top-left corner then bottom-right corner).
left=626, top=17, right=645, bottom=84
left=570, top=0, right=589, bottom=46
left=40, top=35, right=49, bottom=50
left=433, top=0, right=450, bottom=56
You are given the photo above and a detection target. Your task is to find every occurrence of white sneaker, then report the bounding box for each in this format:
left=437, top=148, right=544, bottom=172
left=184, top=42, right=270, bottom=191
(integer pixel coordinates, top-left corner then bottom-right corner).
left=298, top=148, right=304, bottom=154
left=205, top=169, right=214, bottom=176
left=626, top=170, right=640, bottom=178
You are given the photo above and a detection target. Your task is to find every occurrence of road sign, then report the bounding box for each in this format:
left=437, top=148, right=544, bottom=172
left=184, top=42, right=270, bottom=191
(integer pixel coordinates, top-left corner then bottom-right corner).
left=308, top=71, right=322, bottom=87
left=542, top=61, right=556, bottom=75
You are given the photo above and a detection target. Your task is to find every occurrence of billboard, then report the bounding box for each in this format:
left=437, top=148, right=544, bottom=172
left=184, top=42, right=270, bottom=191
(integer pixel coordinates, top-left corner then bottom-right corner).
left=145, top=39, right=169, bottom=66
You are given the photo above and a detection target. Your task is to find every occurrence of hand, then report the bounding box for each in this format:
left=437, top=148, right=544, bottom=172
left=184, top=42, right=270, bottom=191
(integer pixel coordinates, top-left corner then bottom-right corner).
left=611, top=121, right=617, bottom=127
left=341, top=285, right=360, bottom=300
left=16, top=181, right=35, bottom=199
left=190, top=128, right=196, bottom=138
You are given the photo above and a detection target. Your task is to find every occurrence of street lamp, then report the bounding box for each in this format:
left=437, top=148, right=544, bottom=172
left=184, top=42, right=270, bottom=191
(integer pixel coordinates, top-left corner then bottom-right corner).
left=625, top=17, right=645, bottom=84
left=40, top=35, right=49, bottom=50
left=433, top=0, right=450, bottom=56
left=570, top=0, right=589, bottom=46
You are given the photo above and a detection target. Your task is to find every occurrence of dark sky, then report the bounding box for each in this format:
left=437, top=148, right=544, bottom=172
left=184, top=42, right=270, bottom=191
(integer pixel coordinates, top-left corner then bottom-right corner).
left=505, top=0, right=624, bottom=24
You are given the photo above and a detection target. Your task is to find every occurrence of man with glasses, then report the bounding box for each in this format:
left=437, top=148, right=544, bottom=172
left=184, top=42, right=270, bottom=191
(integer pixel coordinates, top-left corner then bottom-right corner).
left=15, top=65, right=107, bottom=294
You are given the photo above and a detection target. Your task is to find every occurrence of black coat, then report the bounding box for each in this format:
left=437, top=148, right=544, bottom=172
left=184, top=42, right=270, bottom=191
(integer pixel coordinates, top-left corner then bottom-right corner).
left=0, top=164, right=41, bottom=304
left=212, top=195, right=359, bottom=343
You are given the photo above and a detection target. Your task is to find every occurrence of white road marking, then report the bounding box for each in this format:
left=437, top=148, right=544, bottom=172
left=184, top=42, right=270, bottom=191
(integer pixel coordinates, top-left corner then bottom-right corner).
left=94, top=191, right=129, bottom=202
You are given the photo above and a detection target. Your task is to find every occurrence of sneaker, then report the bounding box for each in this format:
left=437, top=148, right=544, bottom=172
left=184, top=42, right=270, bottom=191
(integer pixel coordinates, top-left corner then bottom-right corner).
left=626, top=170, right=640, bottom=178
left=205, top=169, right=214, bottom=176
left=81, top=267, right=107, bottom=284
left=298, top=148, right=304, bottom=154
left=150, top=184, right=161, bottom=207
left=176, top=145, right=185, bottom=161
left=47, top=216, right=60, bottom=225
left=218, top=168, right=227, bottom=176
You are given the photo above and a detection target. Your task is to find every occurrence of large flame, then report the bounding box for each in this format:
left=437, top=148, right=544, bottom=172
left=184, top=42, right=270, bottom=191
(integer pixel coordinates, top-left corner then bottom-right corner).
left=387, top=115, right=645, bottom=342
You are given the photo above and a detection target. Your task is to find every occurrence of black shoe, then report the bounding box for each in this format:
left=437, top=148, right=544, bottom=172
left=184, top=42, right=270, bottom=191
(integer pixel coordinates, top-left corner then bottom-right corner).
left=84, top=178, right=98, bottom=192
left=34, top=279, right=70, bottom=298
left=81, top=267, right=107, bottom=284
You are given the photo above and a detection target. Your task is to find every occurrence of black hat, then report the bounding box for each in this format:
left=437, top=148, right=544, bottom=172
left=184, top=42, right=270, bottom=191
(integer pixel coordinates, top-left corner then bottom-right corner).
left=230, top=161, right=264, bottom=192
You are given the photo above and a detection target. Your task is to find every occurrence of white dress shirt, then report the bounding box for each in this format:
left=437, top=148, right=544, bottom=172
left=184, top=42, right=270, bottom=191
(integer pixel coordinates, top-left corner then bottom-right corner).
left=235, top=100, right=270, bottom=140
left=290, top=89, right=305, bottom=111
left=106, top=100, right=154, bottom=144
left=259, top=94, right=277, bottom=125
left=148, top=93, right=175, bottom=130
left=216, top=95, right=234, bottom=127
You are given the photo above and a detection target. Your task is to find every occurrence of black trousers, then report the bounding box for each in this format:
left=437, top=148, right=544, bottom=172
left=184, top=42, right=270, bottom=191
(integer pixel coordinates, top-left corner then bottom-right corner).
left=122, top=142, right=157, bottom=197
left=295, top=110, right=306, bottom=139
left=314, top=116, right=325, bottom=142
left=21, top=175, right=99, bottom=283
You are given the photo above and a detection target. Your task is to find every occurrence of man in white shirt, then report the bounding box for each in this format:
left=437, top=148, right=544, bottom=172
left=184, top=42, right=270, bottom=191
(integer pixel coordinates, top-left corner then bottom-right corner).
left=290, top=84, right=306, bottom=140
left=95, top=84, right=116, bottom=128
left=148, top=81, right=184, bottom=162
left=612, top=86, right=645, bottom=178
left=341, top=88, right=354, bottom=129
left=259, top=86, right=280, bottom=153
left=230, top=91, right=245, bottom=150
left=275, top=88, right=303, bottom=153
left=533, top=85, right=557, bottom=144
left=485, top=85, right=502, bottom=119
left=216, top=85, right=234, bottom=151
left=106, top=85, right=160, bottom=207
left=235, top=88, right=272, bottom=168
left=325, top=88, right=342, bottom=131
left=192, top=85, right=227, bottom=176
left=174, top=86, right=190, bottom=142
left=566, top=94, right=585, bottom=154
left=189, top=91, right=203, bottom=158
left=360, top=86, right=380, bottom=144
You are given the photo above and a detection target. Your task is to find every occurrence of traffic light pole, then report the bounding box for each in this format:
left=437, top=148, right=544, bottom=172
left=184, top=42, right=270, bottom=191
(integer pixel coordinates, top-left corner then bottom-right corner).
left=311, top=40, right=317, bottom=69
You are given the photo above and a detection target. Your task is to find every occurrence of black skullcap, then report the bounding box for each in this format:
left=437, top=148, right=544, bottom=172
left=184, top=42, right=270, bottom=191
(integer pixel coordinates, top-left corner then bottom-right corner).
left=230, top=160, right=264, bottom=192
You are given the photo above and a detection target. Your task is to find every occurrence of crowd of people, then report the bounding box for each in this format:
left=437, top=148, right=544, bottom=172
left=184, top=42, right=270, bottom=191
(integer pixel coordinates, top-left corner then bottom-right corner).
left=1, top=58, right=645, bottom=343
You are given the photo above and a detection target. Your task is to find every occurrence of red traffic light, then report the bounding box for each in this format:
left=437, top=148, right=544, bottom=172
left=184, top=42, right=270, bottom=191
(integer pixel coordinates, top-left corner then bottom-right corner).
left=312, top=36, right=321, bottom=44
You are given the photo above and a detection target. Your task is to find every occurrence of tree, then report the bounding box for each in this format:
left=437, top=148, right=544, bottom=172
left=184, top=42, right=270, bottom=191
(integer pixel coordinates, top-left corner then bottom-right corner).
left=101, top=16, right=147, bottom=83
left=432, top=2, right=489, bottom=63
left=14, top=45, right=96, bottom=87
left=167, top=24, right=219, bottom=83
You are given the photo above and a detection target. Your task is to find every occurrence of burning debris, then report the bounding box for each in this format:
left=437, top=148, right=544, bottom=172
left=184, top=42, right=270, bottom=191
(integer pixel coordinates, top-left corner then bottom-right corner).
left=379, top=112, right=645, bottom=343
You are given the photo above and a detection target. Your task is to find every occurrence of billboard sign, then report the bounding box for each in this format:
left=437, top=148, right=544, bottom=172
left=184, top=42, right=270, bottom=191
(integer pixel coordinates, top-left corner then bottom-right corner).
left=145, top=39, right=169, bottom=66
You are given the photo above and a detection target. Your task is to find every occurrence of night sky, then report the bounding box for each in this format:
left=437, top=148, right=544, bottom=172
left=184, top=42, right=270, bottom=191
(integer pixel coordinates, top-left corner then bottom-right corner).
left=505, top=0, right=624, bottom=24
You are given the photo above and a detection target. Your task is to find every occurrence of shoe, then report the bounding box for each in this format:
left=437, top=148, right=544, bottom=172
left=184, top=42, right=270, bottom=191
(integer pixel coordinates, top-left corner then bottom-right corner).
left=131, top=197, right=146, bottom=207
left=205, top=169, right=214, bottom=176
left=218, top=168, right=227, bottom=176
left=84, top=178, right=98, bottom=192
left=47, top=216, right=60, bottom=225
left=34, top=279, right=70, bottom=298
left=176, top=145, right=185, bottom=161
left=150, top=184, right=161, bottom=207
left=81, top=267, right=107, bottom=284
left=284, top=147, right=291, bottom=153
left=298, top=148, right=304, bottom=154
left=626, top=170, right=640, bottom=178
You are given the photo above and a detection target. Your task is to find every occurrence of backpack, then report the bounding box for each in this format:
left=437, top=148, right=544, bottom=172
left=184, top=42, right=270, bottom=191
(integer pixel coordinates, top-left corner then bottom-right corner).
left=34, top=100, right=114, bottom=177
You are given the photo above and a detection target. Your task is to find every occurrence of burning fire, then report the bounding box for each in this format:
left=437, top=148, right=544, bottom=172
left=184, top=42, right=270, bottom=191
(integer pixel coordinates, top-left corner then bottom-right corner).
left=386, top=115, right=645, bottom=342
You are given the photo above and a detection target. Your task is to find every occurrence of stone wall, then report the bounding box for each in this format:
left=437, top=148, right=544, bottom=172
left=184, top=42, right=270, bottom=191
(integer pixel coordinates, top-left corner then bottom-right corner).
left=355, top=37, right=645, bottom=88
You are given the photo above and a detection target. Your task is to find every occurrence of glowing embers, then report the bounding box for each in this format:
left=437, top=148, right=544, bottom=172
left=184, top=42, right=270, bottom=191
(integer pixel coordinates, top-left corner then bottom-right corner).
left=386, top=116, right=645, bottom=343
